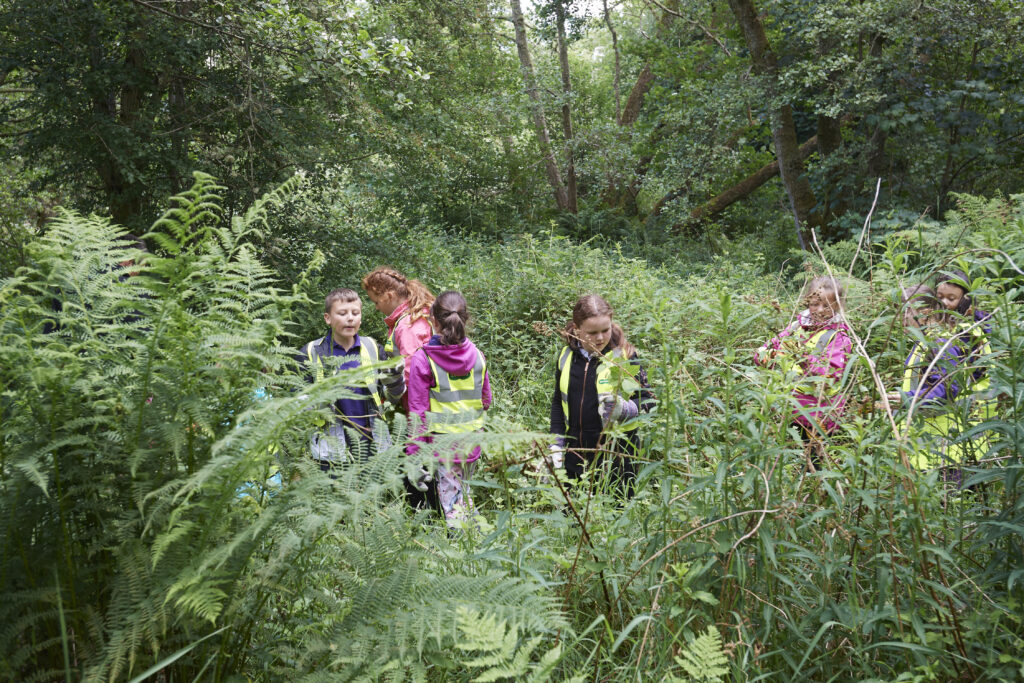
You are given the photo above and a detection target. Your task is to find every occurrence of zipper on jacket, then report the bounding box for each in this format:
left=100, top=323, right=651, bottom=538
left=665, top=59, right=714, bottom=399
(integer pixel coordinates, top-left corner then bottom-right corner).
left=576, top=354, right=591, bottom=447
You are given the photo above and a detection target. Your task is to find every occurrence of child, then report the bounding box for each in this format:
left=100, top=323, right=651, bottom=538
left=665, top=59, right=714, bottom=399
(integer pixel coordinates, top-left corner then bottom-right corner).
left=300, top=288, right=405, bottom=470
left=361, top=267, right=435, bottom=405
left=935, top=270, right=995, bottom=382
left=899, top=285, right=990, bottom=478
left=406, top=291, right=491, bottom=525
left=548, top=294, right=652, bottom=498
left=755, top=276, right=853, bottom=467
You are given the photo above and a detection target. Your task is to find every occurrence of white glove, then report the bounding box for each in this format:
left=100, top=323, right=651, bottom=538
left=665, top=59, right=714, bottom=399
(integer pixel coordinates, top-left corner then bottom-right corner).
left=546, top=444, right=564, bottom=470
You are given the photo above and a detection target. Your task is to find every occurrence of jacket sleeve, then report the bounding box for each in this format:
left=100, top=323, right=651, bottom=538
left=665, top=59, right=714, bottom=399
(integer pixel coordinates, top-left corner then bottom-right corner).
left=755, top=320, right=800, bottom=367
left=404, top=350, right=434, bottom=455
left=803, top=329, right=852, bottom=381
left=904, top=341, right=966, bottom=404
left=406, top=350, right=433, bottom=421
left=481, top=368, right=492, bottom=411
left=550, top=360, right=566, bottom=438
left=380, top=347, right=406, bottom=403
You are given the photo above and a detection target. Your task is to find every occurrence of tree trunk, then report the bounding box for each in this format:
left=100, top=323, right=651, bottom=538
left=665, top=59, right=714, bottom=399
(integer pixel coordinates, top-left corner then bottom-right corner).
left=619, top=1, right=677, bottom=127
left=659, top=135, right=819, bottom=225
left=817, top=115, right=842, bottom=157
left=510, top=0, right=569, bottom=211
left=602, top=0, right=621, bottom=124
left=727, top=0, right=820, bottom=249
left=816, top=114, right=844, bottom=232
left=554, top=2, right=577, bottom=213
left=600, top=1, right=677, bottom=208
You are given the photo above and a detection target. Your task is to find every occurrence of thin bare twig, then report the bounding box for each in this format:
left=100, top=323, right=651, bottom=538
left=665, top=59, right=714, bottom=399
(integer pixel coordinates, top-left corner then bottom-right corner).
left=848, top=177, right=882, bottom=278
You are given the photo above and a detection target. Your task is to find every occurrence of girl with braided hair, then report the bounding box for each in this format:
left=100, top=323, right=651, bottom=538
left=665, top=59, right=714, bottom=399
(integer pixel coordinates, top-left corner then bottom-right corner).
left=361, top=266, right=435, bottom=407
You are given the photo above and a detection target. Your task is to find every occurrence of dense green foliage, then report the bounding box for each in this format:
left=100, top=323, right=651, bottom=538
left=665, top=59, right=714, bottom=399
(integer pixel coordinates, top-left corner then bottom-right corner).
left=3, top=0, right=1024, bottom=679
left=3, top=175, right=1023, bottom=680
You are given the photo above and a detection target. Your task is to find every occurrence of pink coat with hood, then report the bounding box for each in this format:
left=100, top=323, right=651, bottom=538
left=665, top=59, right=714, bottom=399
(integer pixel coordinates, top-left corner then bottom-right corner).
left=384, top=300, right=433, bottom=407
left=407, top=336, right=492, bottom=463
left=755, top=310, right=852, bottom=433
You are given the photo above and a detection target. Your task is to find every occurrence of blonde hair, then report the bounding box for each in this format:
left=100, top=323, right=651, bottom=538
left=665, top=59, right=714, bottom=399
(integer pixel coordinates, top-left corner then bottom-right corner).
left=361, top=266, right=434, bottom=321
left=559, top=294, right=636, bottom=358
left=803, top=276, right=845, bottom=306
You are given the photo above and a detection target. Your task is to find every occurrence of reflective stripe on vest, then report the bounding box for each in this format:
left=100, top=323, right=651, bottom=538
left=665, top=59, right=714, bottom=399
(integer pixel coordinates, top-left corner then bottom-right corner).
left=557, top=345, right=639, bottom=433
left=383, top=313, right=411, bottom=356
left=426, top=351, right=486, bottom=433
left=901, top=343, right=928, bottom=395
left=961, top=321, right=996, bottom=401
left=305, top=335, right=383, bottom=412
left=902, top=337, right=995, bottom=412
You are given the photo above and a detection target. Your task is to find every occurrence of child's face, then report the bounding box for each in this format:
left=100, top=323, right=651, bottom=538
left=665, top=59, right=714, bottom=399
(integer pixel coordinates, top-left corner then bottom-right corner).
left=936, top=282, right=967, bottom=312
left=805, top=289, right=838, bottom=325
left=367, top=289, right=398, bottom=316
left=325, top=298, right=362, bottom=344
left=577, top=315, right=612, bottom=355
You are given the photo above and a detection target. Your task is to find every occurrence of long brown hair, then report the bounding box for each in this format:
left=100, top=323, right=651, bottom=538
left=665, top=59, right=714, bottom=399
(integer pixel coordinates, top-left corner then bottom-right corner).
left=432, top=291, right=469, bottom=345
left=361, top=266, right=434, bottom=321
left=559, top=294, right=636, bottom=357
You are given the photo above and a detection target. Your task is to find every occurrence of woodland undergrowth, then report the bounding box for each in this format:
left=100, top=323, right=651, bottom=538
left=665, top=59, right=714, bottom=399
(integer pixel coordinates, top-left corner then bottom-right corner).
left=2, top=175, right=1023, bottom=681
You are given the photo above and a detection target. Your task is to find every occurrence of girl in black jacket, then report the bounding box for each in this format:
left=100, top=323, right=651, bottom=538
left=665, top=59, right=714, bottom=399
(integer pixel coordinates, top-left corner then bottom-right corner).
left=549, top=294, right=652, bottom=497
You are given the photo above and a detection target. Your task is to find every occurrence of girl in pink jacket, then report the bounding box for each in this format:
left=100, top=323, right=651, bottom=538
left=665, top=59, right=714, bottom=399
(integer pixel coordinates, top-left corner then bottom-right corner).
left=406, top=291, right=491, bottom=526
left=755, top=276, right=853, bottom=466
left=361, top=266, right=435, bottom=408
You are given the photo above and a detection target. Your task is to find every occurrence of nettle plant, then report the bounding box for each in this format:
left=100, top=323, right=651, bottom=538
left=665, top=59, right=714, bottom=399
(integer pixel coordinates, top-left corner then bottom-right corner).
left=0, top=173, right=565, bottom=682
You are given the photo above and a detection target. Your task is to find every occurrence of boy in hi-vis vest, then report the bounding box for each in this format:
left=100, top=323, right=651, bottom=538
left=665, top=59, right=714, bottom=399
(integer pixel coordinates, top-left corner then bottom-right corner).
left=300, top=288, right=404, bottom=471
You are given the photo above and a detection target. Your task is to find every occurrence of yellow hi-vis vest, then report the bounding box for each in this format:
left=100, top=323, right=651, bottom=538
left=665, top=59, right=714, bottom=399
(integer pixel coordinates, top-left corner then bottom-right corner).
left=383, top=313, right=410, bottom=356
left=557, top=346, right=639, bottom=432
left=901, top=335, right=993, bottom=468
left=304, top=335, right=383, bottom=413
left=426, top=351, right=486, bottom=434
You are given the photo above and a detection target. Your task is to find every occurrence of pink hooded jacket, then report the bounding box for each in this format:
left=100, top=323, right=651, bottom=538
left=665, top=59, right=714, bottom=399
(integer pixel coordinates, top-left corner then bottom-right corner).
left=755, top=311, right=852, bottom=433
left=384, top=300, right=433, bottom=408
left=407, top=336, right=492, bottom=463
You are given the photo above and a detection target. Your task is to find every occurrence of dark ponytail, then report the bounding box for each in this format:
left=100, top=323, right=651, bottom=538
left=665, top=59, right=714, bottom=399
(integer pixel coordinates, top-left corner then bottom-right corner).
left=432, top=291, right=469, bottom=345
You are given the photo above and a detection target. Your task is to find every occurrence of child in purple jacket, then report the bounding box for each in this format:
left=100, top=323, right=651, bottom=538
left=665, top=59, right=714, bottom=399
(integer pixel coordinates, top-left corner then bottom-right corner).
left=755, top=276, right=853, bottom=466
left=406, top=291, right=491, bottom=526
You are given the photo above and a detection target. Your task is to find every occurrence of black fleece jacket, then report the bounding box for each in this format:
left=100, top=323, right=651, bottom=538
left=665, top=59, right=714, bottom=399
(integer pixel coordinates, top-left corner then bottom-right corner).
left=549, top=344, right=652, bottom=452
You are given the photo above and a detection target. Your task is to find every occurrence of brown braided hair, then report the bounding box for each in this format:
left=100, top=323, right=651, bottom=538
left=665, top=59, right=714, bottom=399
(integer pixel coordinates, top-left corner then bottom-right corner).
left=361, top=266, right=435, bottom=321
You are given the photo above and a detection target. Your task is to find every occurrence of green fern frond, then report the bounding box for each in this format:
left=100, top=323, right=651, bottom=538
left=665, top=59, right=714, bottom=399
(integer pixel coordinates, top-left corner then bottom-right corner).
left=672, top=626, right=729, bottom=683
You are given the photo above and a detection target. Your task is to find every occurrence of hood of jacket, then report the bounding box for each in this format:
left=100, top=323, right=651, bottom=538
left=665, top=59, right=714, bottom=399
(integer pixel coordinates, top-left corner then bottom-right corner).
left=422, top=336, right=482, bottom=374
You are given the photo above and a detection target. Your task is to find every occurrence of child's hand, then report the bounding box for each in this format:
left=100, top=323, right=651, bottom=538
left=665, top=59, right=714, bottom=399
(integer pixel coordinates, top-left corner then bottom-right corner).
left=599, top=393, right=638, bottom=426
left=380, top=361, right=405, bottom=398
left=546, top=444, right=564, bottom=470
